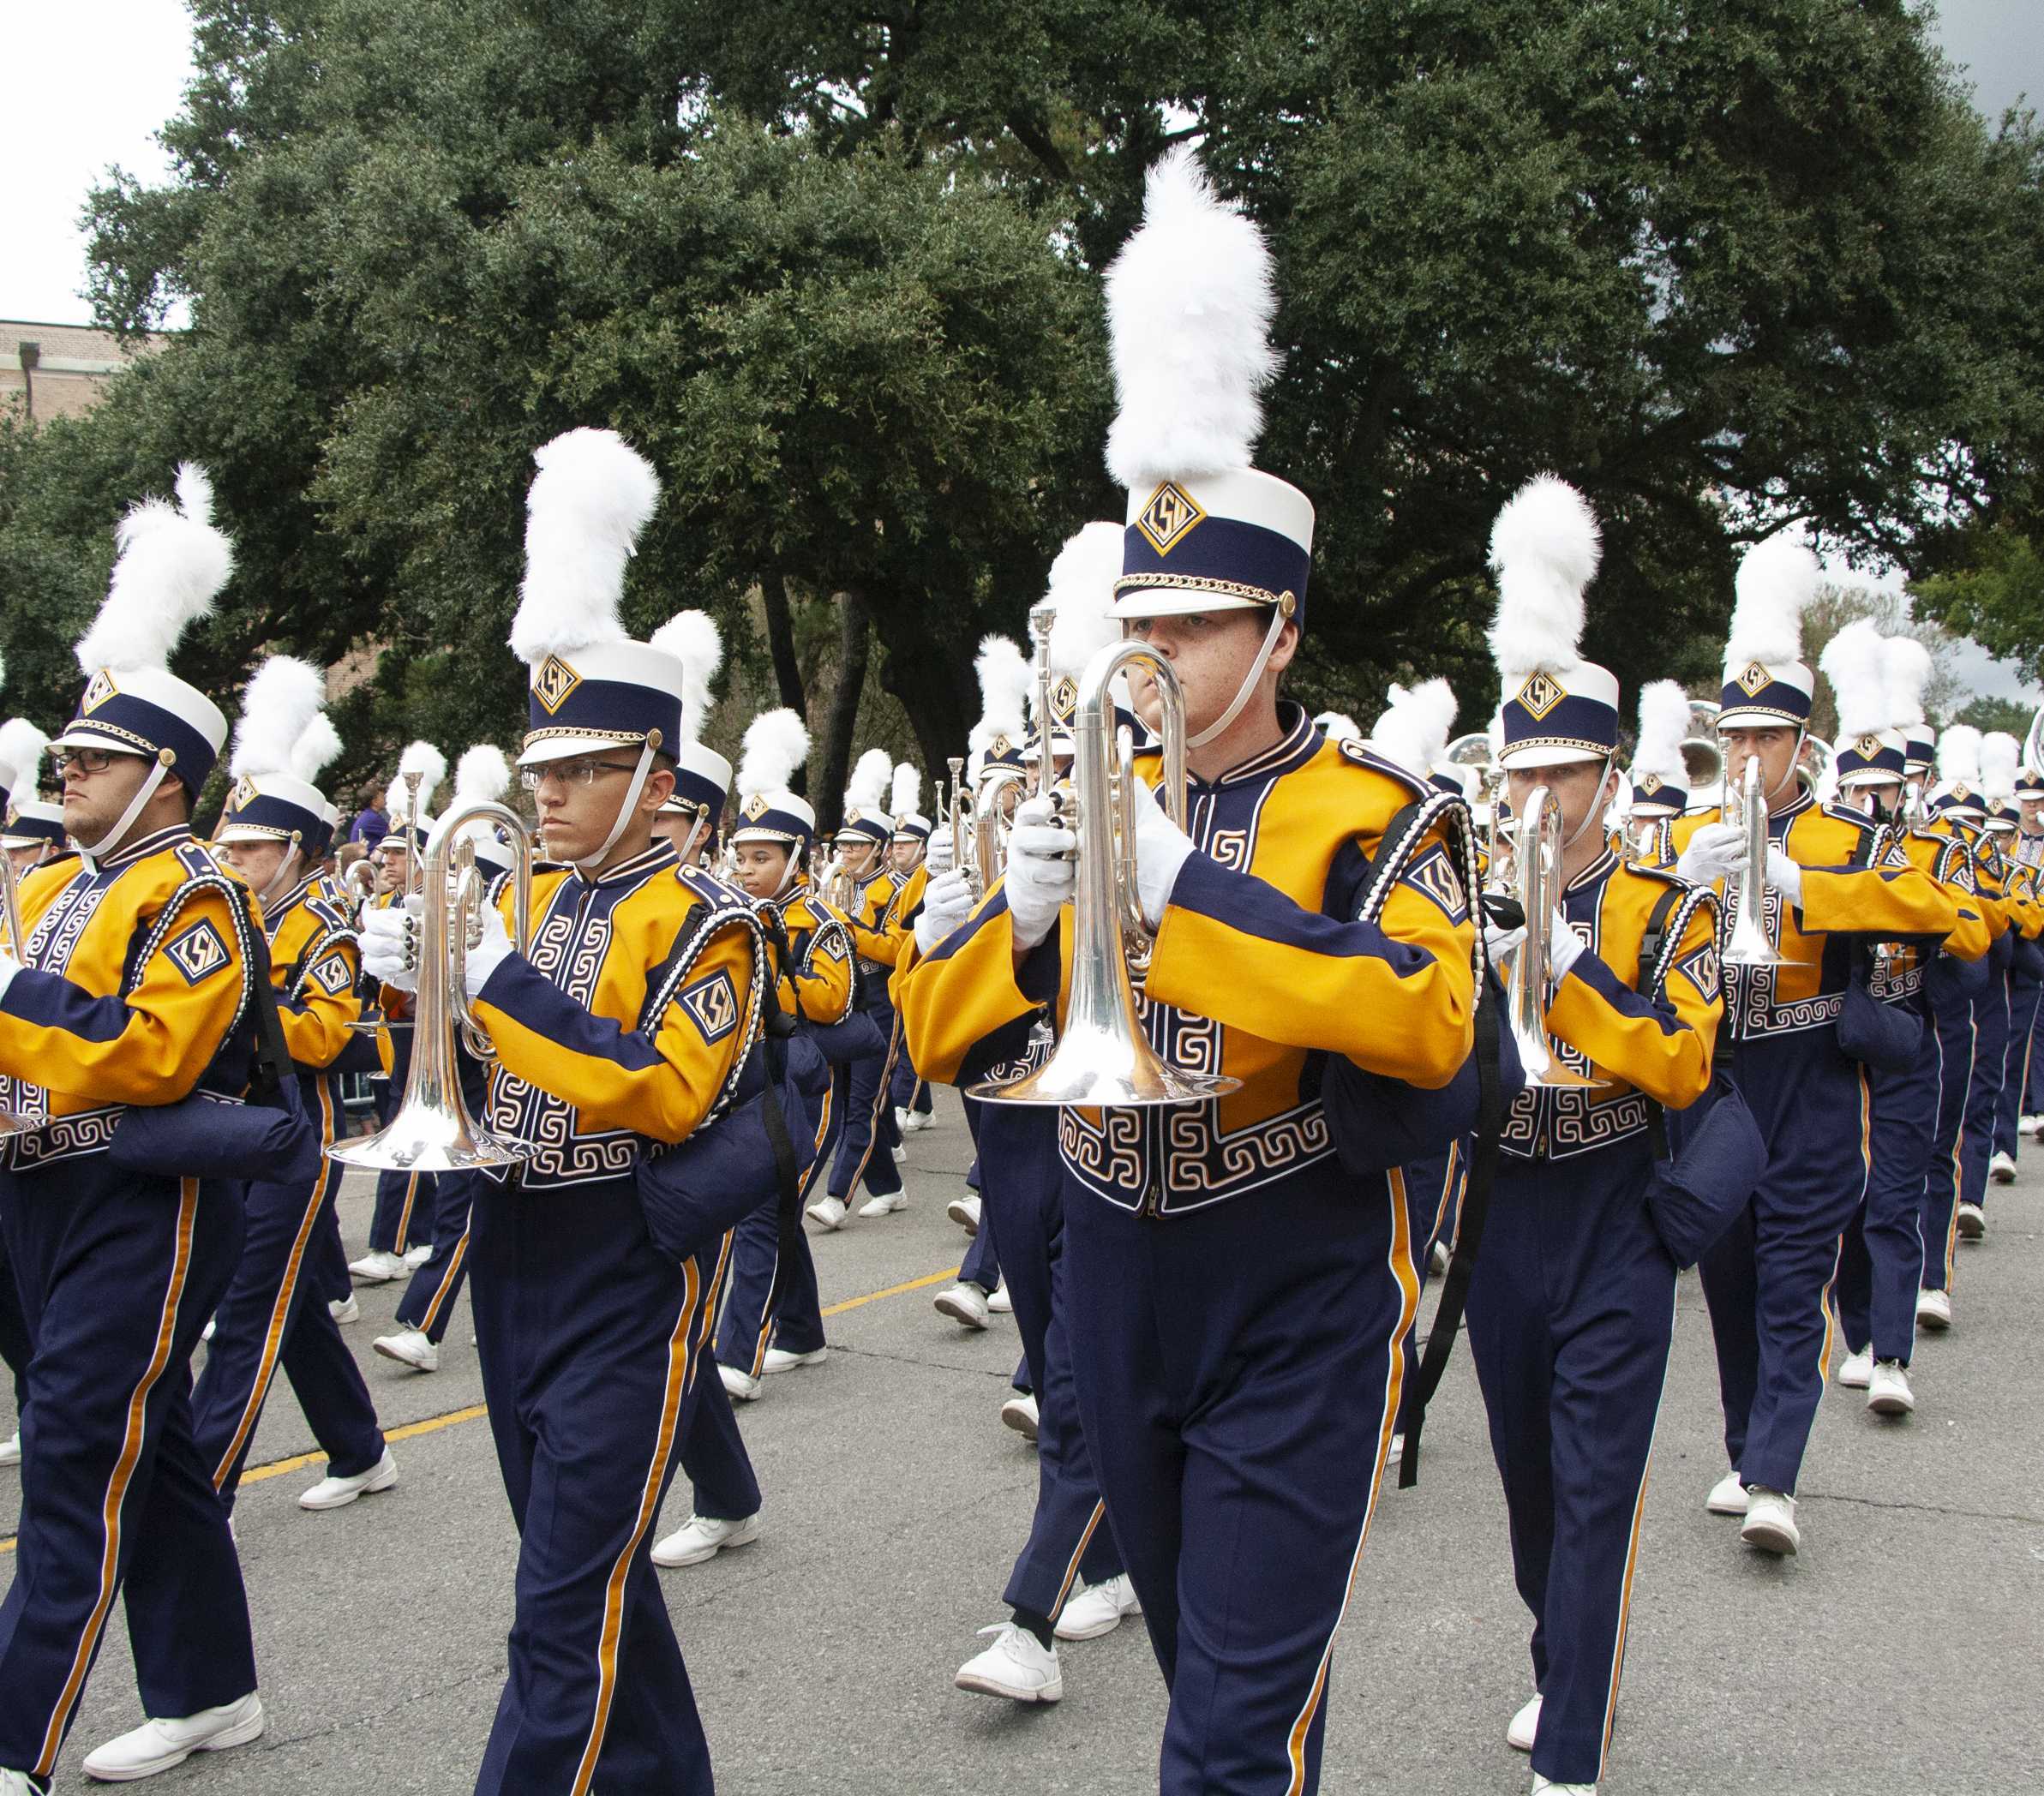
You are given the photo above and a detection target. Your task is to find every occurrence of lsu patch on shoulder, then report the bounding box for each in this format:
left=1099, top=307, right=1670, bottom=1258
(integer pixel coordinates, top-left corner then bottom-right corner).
left=164, top=917, right=234, bottom=985
left=1398, top=841, right=1469, bottom=925
left=309, top=950, right=355, bottom=997
left=1670, top=940, right=1722, bottom=1006
left=676, top=967, right=740, bottom=1043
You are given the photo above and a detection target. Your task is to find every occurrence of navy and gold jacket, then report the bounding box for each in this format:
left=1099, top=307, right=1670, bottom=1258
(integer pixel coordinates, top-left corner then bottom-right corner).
left=1663, top=792, right=1956, bottom=1042
left=472, top=841, right=761, bottom=1190
left=264, top=869, right=363, bottom=1075
left=899, top=705, right=1478, bottom=1216
left=1507, top=851, right=1720, bottom=1161
left=1863, top=823, right=1993, bottom=1005
left=848, top=866, right=904, bottom=980
left=759, top=881, right=854, bottom=1027
left=0, top=825, right=255, bottom=1169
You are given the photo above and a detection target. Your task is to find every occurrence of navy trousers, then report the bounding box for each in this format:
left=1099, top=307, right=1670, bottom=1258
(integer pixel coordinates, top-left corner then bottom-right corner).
left=1921, top=963, right=1976, bottom=1297
left=1695, top=1030, right=1869, bottom=1494
left=369, top=1033, right=437, bottom=1254
left=959, top=1203, right=1002, bottom=1299
left=826, top=996, right=902, bottom=1203
left=468, top=1172, right=725, bottom=1796
left=1992, top=961, right=2041, bottom=1159
left=1466, top=1139, right=1676, bottom=1789
left=0, top=1158, right=257, bottom=1787
left=0, top=1236, right=27, bottom=1416
left=717, top=1197, right=825, bottom=1376
left=1397, top=1144, right=1466, bottom=1412
left=1836, top=999, right=1937, bottom=1363
left=191, top=1071, right=387, bottom=1506
left=978, top=1106, right=1121, bottom=1619
left=393, top=1169, right=479, bottom=1344
left=681, top=1347, right=764, bottom=1525
left=1957, top=940, right=2011, bottom=1217
left=1064, top=1162, right=1414, bottom=1796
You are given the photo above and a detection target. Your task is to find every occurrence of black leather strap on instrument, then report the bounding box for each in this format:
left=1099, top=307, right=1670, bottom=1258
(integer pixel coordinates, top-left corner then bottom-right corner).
left=243, top=925, right=298, bottom=1105
left=1633, top=885, right=1684, bottom=1163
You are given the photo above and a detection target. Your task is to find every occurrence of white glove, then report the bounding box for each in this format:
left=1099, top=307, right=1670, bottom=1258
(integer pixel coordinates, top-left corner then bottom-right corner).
left=1004, top=794, right=1076, bottom=952
left=925, top=825, right=955, bottom=875
left=1675, top=822, right=1747, bottom=886
left=462, top=901, right=515, bottom=998
left=360, top=898, right=420, bottom=993
left=914, top=868, right=974, bottom=955
left=1764, top=847, right=1803, bottom=906
left=1483, top=919, right=1526, bottom=968
left=1547, top=909, right=1586, bottom=979
left=1129, top=777, right=1196, bottom=932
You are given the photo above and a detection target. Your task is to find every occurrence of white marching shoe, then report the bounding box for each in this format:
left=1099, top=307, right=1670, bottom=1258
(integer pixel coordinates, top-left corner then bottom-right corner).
left=947, top=1194, right=982, bottom=1236
left=904, top=1108, right=932, bottom=1133
left=893, top=1106, right=912, bottom=1134
left=720, top=1362, right=762, bottom=1403
left=1430, top=1240, right=1451, bottom=1278
left=955, top=1623, right=1063, bottom=1703
left=891, top=1144, right=908, bottom=1163
left=0, top=1430, right=20, bottom=1468
left=2023, top=1112, right=2042, bottom=1136
left=1989, top=1150, right=2017, bottom=1186
left=859, top=1192, right=908, bottom=1218
left=372, top=1327, right=439, bottom=1373
left=1531, top=1777, right=1596, bottom=1794
left=652, top=1511, right=760, bottom=1568
left=1836, top=1345, right=1873, bottom=1389
left=1056, top=1573, right=1142, bottom=1641
left=1001, top=1392, right=1040, bottom=1441
left=1916, top=1287, right=1952, bottom=1331
left=2, top=1769, right=41, bottom=1793
left=986, top=1280, right=1012, bottom=1314
left=1705, top=1470, right=1748, bottom=1517
left=298, top=1447, right=399, bottom=1512
left=1867, top=1359, right=1915, bottom=1416
left=81, top=1691, right=264, bottom=1781
left=1957, top=1200, right=1987, bottom=1239
left=934, top=1281, right=991, bottom=1330
left=200, top=1316, right=216, bottom=1344
left=763, top=1345, right=825, bottom=1374
left=1740, top=1487, right=1799, bottom=1554
left=348, top=1249, right=407, bottom=1284
left=806, top=1194, right=848, bottom=1231
left=1508, top=1691, right=1542, bottom=1751
left=328, top=1294, right=359, bottom=1325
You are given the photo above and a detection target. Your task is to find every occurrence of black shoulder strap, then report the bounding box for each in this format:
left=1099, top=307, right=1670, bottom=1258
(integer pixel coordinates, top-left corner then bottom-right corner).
left=1633, top=885, right=1684, bottom=1166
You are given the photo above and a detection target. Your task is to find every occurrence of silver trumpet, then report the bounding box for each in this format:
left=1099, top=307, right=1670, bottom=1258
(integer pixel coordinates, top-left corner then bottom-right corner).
left=972, top=639, right=1241, bottom=1110
left=971, top=763, right=1022, bottom=901
left=1503, top=787, right=1598, bottom=1089
left=329, top=800, right=536, bottom=1173
left=946, top=755, right=977, bottom=893
left=1722, top=757, right=1786, bottom=968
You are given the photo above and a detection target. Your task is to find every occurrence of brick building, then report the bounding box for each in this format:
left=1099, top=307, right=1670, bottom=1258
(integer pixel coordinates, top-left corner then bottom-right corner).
left=1, top=319, right=168, bottom=422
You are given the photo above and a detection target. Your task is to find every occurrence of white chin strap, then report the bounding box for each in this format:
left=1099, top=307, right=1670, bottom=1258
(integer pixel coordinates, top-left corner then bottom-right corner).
left=1187, top=606, right=1291, bottom=750
left=1560, top=757, right=1618, bottom=856
left=1763, top=730, right=1808, bottom=812
left=676, top=810, right=710, bottom=867
left=260, top=847, right=305, bottom=909
left=79, top=758, right=172, bottom=865
left=575, top=742, right=656, bottom=873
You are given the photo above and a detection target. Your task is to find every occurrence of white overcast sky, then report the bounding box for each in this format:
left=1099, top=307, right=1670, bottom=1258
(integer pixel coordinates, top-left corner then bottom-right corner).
left=3, top=1, right=2040, bottom=702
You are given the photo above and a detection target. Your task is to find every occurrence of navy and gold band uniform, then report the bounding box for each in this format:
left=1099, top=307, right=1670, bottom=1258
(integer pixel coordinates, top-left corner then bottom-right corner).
left=462, top=838, right=758, bottom=1796
left=1466, top=851, right=1720, bottom=1788
left=1659, top=788, right=1957, bottom=1497
left=1990, top=854, right=2044, bottom=1170
left=190, top=868, right=389, bottom=1506
left=1949, top=829, right=2035, bottom=1232
left=361, top=885, right=438, bottom=1258
left=882, top=859, right=937, bottom=1118
left=901, top=708, right=1475, bottom=1795
left=716, top=877, right=853, bottom=1380
left=823, top=861, right=906, bottom=1204
left=0, top=823, right=261, bottom=1787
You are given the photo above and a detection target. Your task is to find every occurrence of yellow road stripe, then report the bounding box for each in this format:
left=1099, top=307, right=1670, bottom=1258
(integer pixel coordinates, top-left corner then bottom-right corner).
left=0, top=1263, right=962, bottom=1556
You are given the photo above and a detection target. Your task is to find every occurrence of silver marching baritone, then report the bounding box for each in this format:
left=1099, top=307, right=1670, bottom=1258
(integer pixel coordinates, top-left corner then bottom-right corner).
left=329, top=800, right=536, bottom=1173
left=971, top=639, right=1241, bottom=1110
left=946, top=755, right=979, bottom=893
left=1502, top=786, right=1599, bottom=1089
left=972, top=760, right=1022, bottom=900
left=1722, top=757, right=1786, bottom=968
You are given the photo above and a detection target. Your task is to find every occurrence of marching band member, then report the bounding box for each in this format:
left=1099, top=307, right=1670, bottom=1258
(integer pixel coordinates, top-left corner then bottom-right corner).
left=194, top=658, right=398, bottom=1512
left=1625, top=682, right=1692, bottom=865
left=1977, top=733, right=2037, bottom=1191
left=348, top=741, right=446, bottom=1284
left=646, top=609, right=728, bottom=864
left=901, top=150, right=1477, bottom=1793
left=1474, top=477, right=1723, bottom=1796
left=885, top=763, right=937, bottom=1135
left=2014, top=765, right=2044, bottom=1133
left=0, top=467, right=267, bottom=1787
left=371, top=743, right=516, bottom=1374
left=1825, top=629, right=1991, bottom=1419
left=1663, top=539, right=1953, bottom=1555
left=806, top=747, right=906, bottom=1229
left=362, top=428, right=760, bottom=1794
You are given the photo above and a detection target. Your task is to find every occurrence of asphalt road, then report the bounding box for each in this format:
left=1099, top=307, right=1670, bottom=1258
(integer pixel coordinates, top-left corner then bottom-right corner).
left=3, top=1091, right=2041, bottom=1794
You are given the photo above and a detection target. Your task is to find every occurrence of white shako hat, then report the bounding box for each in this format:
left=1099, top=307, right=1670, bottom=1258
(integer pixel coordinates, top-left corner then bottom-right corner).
left=1105, top=149, right=1314, bottom=626
left=648, top=608, right=732, bottom=826
left=379, top=740, right=447, bottom=856
left=510, top=427, right=686, bottom=769
left=53, top=464, right=233, bottom=798
left=890, top=763, right=931, bottom=842
left=1029, top=523, right=1124, bottom=762
left=1367, top=679, right=1458, bottom=786
left=1488, top=476, right=1620, bottom=770
left=1717, top=536, right=1820, bottom=729
left=449, top=745, right=515, bottom=875
left=217, top=656, right=345, bottom=855
left=1822, top=621, right=1906, bottom=790
left=0, top=716, right=51, bottom=817
left=1930, top=726, right=1986, bottom=821
left=1629, top=680, right=1692, bottom=817
left=1, top=799, right=65, bottom=851
left=838, top=747, right=895, bottom=847
left=968, top=635, right=1030, bottom=779
left=731, top=709, right=816, bottom=849
left=1980, top=732, right=2021, bottom=832
left=1885, top=636, right=1936, bottom=775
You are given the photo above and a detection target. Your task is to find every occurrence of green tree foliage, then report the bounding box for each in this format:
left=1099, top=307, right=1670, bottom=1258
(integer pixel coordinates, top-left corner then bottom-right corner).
left=1911, top=524, right=2044, bottom=685
left=1, top=0, right=2037, bottom=811
left=1951, top=693, right=2034, bottom=736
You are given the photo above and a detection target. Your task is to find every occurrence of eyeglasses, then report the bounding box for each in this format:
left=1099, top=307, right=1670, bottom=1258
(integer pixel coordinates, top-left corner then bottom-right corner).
left=518, top=757, right=640, bottom=791
left=52, top=746, right=137, bottom=777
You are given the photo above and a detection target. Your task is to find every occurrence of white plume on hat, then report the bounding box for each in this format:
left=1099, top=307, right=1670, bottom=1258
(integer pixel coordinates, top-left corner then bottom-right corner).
left=0, top=719, right=51, bottom=797
left=1937, top=725, right=1981, bottom=786
left=75, top=461, right=235, bottom=676
left=290, top=714, right=342, bottom=786
left=1981, top=731, right=2020, bottom=803
left=1819, top=620, right=1891, bottom=741
left=1725, top=536, right=1821, bottom=669
left=1370, top=679, right=1458, bottom=780
left=1315, top=709, right=1364, bottom=745
left=454, top=745, right=512, bottom=807
left=1046, top=523, right=1126, bottom=678
left=1884, top=635, right=1933, bottom=732
left=738, top=709, right=810, bottom=800
left=1103, top=147, right=1280, bottom=491
left=848, top=747, right=893, bottom=813
left=230, top=656, right=326, bottom=779
left=969, top=635, right=1030, bottom=757
left=508, top=428, right=662, bottom=664
left=1487, top=476, right=1601, bottom=685
left=1632, top=681, right=1692, bottom=786
left=650, top=609, right=722, bottom=739
left=890, top=763, right=921, bottom=819
left=387, top=740, right=447, bottom=821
